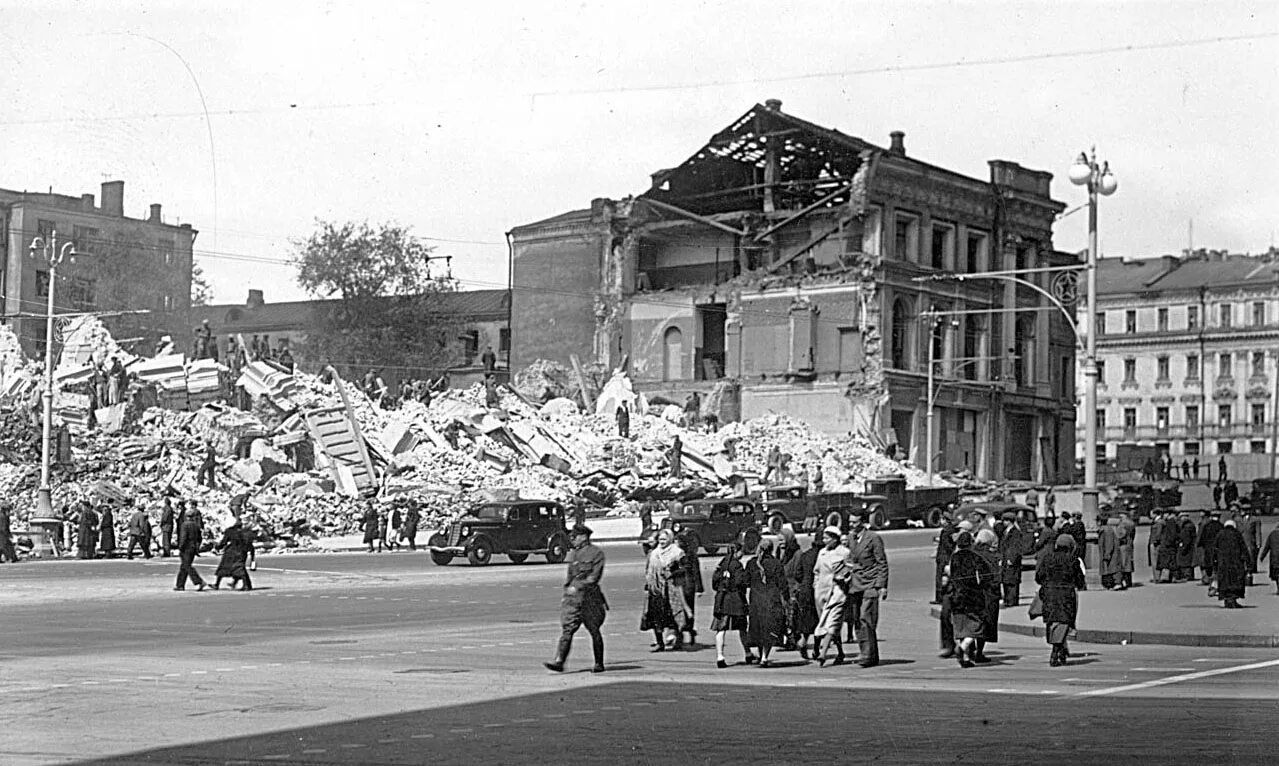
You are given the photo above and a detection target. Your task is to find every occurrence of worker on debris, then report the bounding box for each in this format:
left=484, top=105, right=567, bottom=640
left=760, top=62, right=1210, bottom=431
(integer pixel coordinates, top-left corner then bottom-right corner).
left=199, top=320, right=215, bottom=361
left=260, top=334, right=273, bottom=361
left=277, top=346, right=295, bottom=373
left=106, top=356, right=126, bottom=406
left=198, top=440, right=218, bottom=488
left=125, top=501, right=153, bottom=560
left=616, top=402, right=630, bottom=439
left=669, top=435, right=683, bottom=479
left=484, top=374, right=499, bottom=408
left=0, top=502, right=17, bottom=563
left=481, top=345, right=497, bottom=372
left=159, top=498, right=176, bottom=557
left=684, top=392, right=701, bottom=428
left=442, top=421, right=461, bottom=450
left=763, top=445, right=782, bottom=484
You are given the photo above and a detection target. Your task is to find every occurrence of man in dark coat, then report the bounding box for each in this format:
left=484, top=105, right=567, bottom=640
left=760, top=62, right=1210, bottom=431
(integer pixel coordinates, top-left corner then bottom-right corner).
left=1214, top=520, right=1250, bottom=608
left=1212, top=483, right=1223, bottom=510
left=710, top=544, right=750, bottom=667
left=933, top=511, right=957, bottom=605
left=997, top=512, right=1026, bottom=607
left=400, top=502, right=420, bottom=550
left=1258, top=525, right=1279, bottom=594
left=125, top=503, right=153, bottom=559
left=1117, top=512, right=1136, bottom=589
left=844, top=511, right=889, bottom=668
left=159, top=498, right=176, bottom=557
left=0, top=503, right=17, bottom=563
left=1218, top=456, right=1228, bottom=482
left=360, top=502, right=379, bottom=553
left=615, top=403, right=630, bottom=439
left=1036, top=534, right=1086, bottom=666
left=674, top=530, right=704, bottom=645
left=1176, top=513, right=1197, bottom=582
left=1157, top=512, right=1180, bottom=582
left=1224, top=480, right=1239, bottom=507
left=98, top=503, right=117, bottom=558
left=1241, top=510, right=1261, bottom=586
left=198, top=440, right=218, bottom=488
left=76, top=503, right=99, bottom=559
left=1197, top=512, right=1223, bottom=585
left=1097, top=516, right=1120, bottom=589
left=545, top=525, right=607, bottom=673
left=1148, top=512, right=1165, bottom=581
left=174, top=509, right=208, bottom=591
left=1063, top=513, right=1087, bottom=589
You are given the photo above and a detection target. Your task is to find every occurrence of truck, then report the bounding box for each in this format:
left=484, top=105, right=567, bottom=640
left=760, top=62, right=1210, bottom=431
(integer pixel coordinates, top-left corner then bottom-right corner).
left=758, top=476, right=960, bottom=533
left=642, top=497, right=762, bottom=556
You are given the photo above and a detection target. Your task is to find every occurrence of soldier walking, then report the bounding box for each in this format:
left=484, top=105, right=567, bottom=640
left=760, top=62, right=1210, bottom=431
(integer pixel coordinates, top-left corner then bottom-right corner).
left=545, top=525, right=607, bottom=673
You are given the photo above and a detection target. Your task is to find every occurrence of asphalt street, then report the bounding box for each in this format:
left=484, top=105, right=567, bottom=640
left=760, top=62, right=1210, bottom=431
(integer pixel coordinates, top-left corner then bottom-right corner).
left=3, top=529, right=1278, bottom=765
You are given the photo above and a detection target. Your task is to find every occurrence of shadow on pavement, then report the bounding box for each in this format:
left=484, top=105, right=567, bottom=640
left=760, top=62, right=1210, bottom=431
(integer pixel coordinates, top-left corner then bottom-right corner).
left=73, top=681, right=1274, bottom=766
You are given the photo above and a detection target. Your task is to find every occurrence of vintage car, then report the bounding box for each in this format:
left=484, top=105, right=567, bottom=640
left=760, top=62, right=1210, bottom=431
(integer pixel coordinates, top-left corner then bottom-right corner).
left=641, top=498, right=761, bottom=556
left=428, top=500, right=569, bottom=566
left=1246, top=478, right=1279, bottom=514
left=1112, top=481, right=1182, bottom=520
left=950, top=501, right=1048, bottom=569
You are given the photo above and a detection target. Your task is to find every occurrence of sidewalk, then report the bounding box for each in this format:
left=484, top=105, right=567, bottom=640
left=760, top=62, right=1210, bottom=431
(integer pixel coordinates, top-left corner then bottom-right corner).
left=932, top=576, right=1279, bottom=648
left=311, top=514, right=648, bottom=553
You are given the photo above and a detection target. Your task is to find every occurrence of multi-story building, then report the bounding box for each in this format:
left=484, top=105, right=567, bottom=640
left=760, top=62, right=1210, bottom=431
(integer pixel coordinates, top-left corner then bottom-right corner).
left=510, top=100, right=1078, bottom=481
left=1079, top=251, right=1279, bottom=481
left=0, top=181, right=196, bottom=357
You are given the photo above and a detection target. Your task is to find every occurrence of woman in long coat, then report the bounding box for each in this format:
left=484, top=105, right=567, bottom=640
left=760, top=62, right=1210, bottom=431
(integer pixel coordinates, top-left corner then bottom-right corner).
left=947, top=531, right=990, bottom=668
left=642, top=529, right=688, bottom=650
left=784, top=536, right=819, bottom=659
left=76, top=503, right=98, bottom=559
left=1098, top=516, right=1120, bottom=589
left=812, top=526, right=849, bottom=667
left=1036, top=534, right=1085, bottom=666
left=745, top=537, right=789, bottom=667
left=1214, top=520, right=1250, bottom=608
left=674, top=530, right=704, bottom=645
left=360, top=503, right=379, bottom=553
left=1176, top=515, right=1197, bottom=582
left=973, top=528, right=1001, bottom=662
left=710, top=544, right=749, bottom=668
left=213, top=517, right=256, bottom=591
left=98, top=503, right=117, bottom=558
left=1117, top=513, right=1136, bottom=590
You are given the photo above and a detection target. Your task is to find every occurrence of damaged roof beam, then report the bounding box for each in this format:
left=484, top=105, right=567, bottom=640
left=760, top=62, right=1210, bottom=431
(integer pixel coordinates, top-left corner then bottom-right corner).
left=641, top=198, right=748, bottom=237
left=752, top=182, right=855, bottom=243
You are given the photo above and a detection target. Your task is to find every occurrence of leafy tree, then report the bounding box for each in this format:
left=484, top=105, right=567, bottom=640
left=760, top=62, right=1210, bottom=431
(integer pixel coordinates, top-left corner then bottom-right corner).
left=190, top=261, right=213, bottom=306
left=290, top=220, right=461, bottom=380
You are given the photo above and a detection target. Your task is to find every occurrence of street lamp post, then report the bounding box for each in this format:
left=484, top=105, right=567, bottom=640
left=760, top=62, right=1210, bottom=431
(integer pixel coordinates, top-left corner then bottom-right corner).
left=28, top=231, right=77, bottom=518
left=1069, top=148, right=1118, bottom=524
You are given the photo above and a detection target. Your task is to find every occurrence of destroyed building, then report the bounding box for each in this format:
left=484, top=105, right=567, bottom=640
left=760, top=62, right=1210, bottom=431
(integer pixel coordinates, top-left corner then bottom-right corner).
left=0, top=181, right=196, bottom=358
left=510, top=100, right=1078, bottom=482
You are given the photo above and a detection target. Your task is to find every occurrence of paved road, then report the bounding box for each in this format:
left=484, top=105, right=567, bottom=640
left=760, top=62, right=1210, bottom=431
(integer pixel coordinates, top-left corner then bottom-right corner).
left=3, top=530, right=1277, bottom=765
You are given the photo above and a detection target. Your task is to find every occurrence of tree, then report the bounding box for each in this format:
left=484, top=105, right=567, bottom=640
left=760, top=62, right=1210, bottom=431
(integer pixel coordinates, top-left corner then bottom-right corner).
left=290, top=220, right=461, bottom=379
left=190, top=262, right=213, bottom=306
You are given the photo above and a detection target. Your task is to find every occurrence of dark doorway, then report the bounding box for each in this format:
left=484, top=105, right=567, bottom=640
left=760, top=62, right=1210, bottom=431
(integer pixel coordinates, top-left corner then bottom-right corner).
left=1005, top=414, right=1034, bottom=480
left=891, top=409, right=914, bottom=461
left=696, top=303, right=727, bottom=380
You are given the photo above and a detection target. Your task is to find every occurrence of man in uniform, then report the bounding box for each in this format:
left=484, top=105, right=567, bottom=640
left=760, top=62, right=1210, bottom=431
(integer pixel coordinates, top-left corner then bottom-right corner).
left=125, top=501, right=153, bottom=559
left=844, top=511, right=888, bottom=668
left=997, top=511, right=1026, bottom=606
left=545, top=525, right=607, bottom=673
left=932, top=510, right=956, bottom=605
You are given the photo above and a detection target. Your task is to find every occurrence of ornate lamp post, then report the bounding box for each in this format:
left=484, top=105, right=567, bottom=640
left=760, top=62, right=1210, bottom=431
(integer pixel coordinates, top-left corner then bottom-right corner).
left=1069, top=148, right=1118, bottom=523
left=28, top=231, right=78, bottom=517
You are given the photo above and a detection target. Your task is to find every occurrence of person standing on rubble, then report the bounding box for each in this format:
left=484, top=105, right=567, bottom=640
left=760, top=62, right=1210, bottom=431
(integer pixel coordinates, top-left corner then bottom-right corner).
left=668, top=436, right=683, bottom=479
left=484, top=374, right=499, bottom=408
left=159, top=498, right=176, bottom=557
left=277, top=346, right=295, bottom=373
left=360, top=502, right=380, bottom=553
left=174, top=505, right=209, bottom=591
left=198, top=440, right=218, bottom=488
left=616, top=402, right=630, bottom=439
left=481, top=345, right=497, bottom=372
left=125, top=501, right=153, bottom=560
left=684, top=392, right=701, bottom=429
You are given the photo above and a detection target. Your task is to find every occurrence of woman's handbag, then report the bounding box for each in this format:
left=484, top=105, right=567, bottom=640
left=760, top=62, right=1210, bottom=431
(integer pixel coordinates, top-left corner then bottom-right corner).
left=1028, top=592, right=1045, bottom=620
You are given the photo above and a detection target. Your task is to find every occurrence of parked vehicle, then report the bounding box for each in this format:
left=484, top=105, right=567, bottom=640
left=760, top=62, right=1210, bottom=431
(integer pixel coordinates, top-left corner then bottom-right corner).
left=1247, top=478, right=1279, bottom=514
left=642, top=498, right=761, bottom=556
left=756, top=485, right=879, bottom=534
left=950, top=501, right=1046, bottom=569
left=427, top=500, right=569, bottom=566
left=1112, top=481, right=1182, bottom=520
left=862, top=476, right=961, bottom=529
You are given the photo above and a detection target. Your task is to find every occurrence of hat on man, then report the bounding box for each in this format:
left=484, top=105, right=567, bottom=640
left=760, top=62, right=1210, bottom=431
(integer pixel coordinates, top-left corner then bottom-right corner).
left=571, top=524, right=593, bottom=538
left=1001, top=512, right=1017, bottom=522
left=822, top=525, right=842, bottom=540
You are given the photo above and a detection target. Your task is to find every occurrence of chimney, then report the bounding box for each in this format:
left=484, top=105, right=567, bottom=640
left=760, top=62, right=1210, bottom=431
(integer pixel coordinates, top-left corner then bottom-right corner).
left=81, top=193, right=95, bottom=211
left=149, top=203, right=162, bottom=223
left=764, top=98, right=783, bottom=111
left=246, top=289, right=265, bottom=309
left=889, top=131, right=906, bottom=156
left=101, top=180, right=124, bottom=217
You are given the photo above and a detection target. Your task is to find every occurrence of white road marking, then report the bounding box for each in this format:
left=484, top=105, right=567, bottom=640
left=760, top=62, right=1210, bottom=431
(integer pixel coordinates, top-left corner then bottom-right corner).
left=1079, top=657, right=1279, bottom=697
left=410, top=733, right=435, bottom=739
left=1130, top=667, right=1195, bottom=672
left=301, top=749, right=327, bottom=754
left=1193, top=657, right=1256, bottom=663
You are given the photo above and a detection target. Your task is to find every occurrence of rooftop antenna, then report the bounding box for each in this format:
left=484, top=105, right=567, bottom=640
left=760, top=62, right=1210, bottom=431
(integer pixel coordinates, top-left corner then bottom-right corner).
left=1187, top=218, right=1193, bottom=256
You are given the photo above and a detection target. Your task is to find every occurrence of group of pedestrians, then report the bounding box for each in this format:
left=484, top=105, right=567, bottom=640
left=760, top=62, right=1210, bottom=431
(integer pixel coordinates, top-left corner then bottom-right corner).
left=358, top=500, right=422, bottom=553
left=1151, top=507, right=1260, bottom=607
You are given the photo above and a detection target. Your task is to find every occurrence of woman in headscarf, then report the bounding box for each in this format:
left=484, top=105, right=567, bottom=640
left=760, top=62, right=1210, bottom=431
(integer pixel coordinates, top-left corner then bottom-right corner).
left=710, top=543, right=750, bottom=668
left=973, top=527, right=1002, bottom=663
left=1036, top=534, right=1085, bottom=666
left=1214, top=519, right=1250, bottom=609
left=812, top=526, right=850, bottom=667
left=213, top=513, right=257, bottom=591
left=946, top=531, right=990, bottom=668
left=642, top=528, right=688, bottom=650
left=784, top=531, right=819, bottom=659
left=674, top=530, right=704, bottom=646
left=778, top=527, right=801, bottom=649
left=745, top=537, right=789, bottom=667
left=98, top=502, right=117, bottom=559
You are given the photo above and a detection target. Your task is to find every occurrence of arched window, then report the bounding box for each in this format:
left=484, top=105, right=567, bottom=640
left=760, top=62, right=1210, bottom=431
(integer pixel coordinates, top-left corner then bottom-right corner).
left=663, top=326, right=683, bottom=381
left=1015, top=314, right=1036, bottom=386
left=891, top=298, right=913, bottom=370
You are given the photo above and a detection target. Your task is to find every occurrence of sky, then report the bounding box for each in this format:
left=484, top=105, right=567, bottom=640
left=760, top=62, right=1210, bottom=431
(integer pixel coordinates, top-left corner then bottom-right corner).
left=0, top=1, right=1275, bottom=305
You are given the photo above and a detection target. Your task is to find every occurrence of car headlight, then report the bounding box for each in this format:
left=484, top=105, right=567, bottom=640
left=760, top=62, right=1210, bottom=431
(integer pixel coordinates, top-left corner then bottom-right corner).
left=460, top=526, right=470, bottom=537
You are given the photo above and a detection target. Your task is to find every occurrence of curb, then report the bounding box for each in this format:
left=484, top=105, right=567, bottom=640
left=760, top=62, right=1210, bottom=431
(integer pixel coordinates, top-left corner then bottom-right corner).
left=927, top=607, right=1279, bottom=648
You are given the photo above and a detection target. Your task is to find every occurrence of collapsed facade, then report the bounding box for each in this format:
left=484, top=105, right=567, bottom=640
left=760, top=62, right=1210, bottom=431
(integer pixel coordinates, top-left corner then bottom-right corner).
left=510, top=100, right=1078, bottom=481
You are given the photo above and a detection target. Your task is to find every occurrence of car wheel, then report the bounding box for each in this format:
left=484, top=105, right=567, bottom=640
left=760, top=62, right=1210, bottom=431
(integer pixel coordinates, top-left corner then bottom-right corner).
left=824, top=511, right=843, bottom=531
left=925, top=507, right=944, bottom=528
left=467, top=539, right=493, bottom=566
left=767, top=514, right=786, bottom=534
left=508, top=553, right=529, bottom=564
left=868, top=505, right=888, bottom=530
left=429, top=550, right=453, bottom=566
left=685, top=533, right=701, bottom=557
left=545, top=535, right=567, bottom=564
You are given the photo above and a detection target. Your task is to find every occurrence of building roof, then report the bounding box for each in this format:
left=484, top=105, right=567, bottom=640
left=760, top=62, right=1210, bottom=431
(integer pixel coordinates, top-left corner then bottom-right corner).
left=1096, top=253, right=1279, bottom=297
left=190, top=288, right=509, bottom=335
left=510, top=208, right=593, bottom=232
